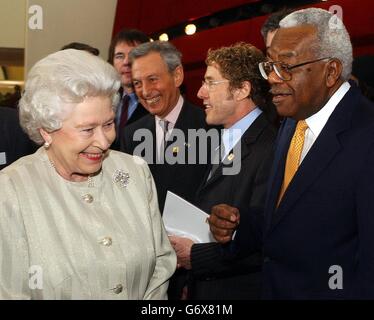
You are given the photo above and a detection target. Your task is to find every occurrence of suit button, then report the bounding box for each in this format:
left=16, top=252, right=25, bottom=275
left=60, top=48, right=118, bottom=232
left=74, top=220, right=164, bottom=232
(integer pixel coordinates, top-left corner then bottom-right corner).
left=264, top=256, right=271, bottom=263
left=82, top=194, right=93, bottom=203
left=99, top=237, right=112, bottom=246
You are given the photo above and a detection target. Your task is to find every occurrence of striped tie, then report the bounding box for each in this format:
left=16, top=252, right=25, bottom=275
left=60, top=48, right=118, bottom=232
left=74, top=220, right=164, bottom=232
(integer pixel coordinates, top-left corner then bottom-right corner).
left=158, top=119, right=169, bottom=163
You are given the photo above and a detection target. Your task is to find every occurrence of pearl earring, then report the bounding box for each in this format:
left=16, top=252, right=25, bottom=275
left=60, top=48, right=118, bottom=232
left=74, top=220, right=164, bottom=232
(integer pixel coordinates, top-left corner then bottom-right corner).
left=44, top=141, right=50, bottom=149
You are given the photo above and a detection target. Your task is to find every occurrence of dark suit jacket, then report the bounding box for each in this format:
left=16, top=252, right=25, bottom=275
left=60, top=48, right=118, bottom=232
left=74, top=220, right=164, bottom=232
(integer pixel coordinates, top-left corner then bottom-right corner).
left=121, top=100, right=209, bottom=212
left=188, top=112, right=276, bottom=300
left=235, top=85, right=374, bottom=299
left=0, top=107, right=37, bottom=170
left=127, top=102, right=149, bottom=125
left=112, top=102, right=149, bottom=151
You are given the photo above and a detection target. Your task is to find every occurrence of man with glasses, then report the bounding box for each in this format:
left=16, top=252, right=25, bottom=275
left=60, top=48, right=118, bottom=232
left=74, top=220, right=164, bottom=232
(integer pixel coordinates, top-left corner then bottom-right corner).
left=121, top=41, right=209, bottom=214
left=169, top=42, right=276, bottom=299
left=108, top=28, right=150, bottom=150
left=209, top=8, right=374, bottom=299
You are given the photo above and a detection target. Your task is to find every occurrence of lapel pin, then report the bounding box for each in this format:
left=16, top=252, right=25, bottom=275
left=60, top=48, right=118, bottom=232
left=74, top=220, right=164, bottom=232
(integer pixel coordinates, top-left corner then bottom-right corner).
left=172, top=146, right=179, bottom=154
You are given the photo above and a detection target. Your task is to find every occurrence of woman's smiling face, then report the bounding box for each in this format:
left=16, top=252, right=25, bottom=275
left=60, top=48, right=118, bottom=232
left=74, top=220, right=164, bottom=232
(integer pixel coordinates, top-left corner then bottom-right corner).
left=42, top=96, right=116, bottom=181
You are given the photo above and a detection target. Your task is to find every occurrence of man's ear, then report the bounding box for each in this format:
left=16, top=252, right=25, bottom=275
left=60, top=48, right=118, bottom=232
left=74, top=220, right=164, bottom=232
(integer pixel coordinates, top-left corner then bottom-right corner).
left=173, top=65, right=184, bottom=87
left=39, top=128, right=52, bottom=144
left=234, top=81, right=251, bottom=101
left=326, top=59, right=343, bottom=88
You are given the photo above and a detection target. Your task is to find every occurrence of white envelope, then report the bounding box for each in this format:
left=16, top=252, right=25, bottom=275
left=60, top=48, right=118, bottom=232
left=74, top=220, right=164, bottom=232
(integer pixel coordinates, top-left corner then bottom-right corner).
left=0, top=152, right=6, bottom=165
left=162, top=191, right=216, bottom=243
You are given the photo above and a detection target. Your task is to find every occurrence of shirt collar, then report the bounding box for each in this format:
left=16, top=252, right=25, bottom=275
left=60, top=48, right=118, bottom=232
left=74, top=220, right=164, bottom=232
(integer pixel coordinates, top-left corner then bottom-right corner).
left=305, top=81, right=350, bottom=138
left=221, top=107, right=262, bottom=153
left=124, top=92, right=137, bottom=104
left=155, top=94, right=184, bottom=126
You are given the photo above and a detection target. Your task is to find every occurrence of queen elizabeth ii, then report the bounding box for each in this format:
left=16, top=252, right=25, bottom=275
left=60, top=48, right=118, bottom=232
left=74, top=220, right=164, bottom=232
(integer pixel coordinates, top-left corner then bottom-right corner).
left=0, top=49, right=176, bottom=299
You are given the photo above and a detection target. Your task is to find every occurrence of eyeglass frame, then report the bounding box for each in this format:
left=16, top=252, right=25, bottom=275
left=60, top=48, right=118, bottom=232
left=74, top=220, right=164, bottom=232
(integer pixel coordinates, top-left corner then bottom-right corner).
left=201, top=79, right=230, bottom=90
left=259, top=57, right=331, bottom=81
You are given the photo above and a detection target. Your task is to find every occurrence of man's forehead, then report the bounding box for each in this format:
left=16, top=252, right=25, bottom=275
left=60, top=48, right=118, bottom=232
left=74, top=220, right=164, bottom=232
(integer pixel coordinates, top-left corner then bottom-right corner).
left=268, top=25, right=317, bottom=58
left=207, top=62, right=220, bottom=71
left=114, top=41, right=138, bottom=52
left=132, top=52, right=167, bottom=75
left=205, top=63, right=223, bottom=78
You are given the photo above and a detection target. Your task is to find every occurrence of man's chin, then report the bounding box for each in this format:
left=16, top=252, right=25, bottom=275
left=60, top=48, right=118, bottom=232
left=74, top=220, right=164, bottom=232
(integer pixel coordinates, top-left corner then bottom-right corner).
left=145, top=104, right=163, bottom=116
left=206, top=114, right=219, bottom=126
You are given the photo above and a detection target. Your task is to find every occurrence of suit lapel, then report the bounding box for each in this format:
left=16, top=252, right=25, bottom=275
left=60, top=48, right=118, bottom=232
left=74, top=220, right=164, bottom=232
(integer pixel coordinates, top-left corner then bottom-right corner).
left=142, top=115, right=156, bottom=164
left=268, top=87, right=356, bottom=231
left=167, top=101, right=188, bottom=146
left=127, top=102, right=148, bottom=125
left=263, top=118, right=296, bottom=232
left=163, top=102, right=190, bottom=175
left=201, top=113, right=269, bottom=189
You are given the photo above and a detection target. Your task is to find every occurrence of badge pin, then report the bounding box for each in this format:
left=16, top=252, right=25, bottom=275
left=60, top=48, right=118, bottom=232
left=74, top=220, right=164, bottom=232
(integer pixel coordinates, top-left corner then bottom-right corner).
left=172, top=146, right=179, bottom=154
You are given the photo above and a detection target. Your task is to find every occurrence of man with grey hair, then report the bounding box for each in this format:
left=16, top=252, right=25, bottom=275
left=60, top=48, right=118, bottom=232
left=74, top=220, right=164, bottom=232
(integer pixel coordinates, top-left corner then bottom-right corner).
left=121, top=41, right=211, bottom=299
left=121, top=41, right=209, bottom=212
left=208, top=7, right=374, bottom=299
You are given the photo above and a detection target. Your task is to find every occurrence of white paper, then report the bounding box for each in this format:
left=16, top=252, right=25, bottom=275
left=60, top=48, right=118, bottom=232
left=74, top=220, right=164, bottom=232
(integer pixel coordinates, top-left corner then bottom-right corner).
left=0, top=152, right=6, bottom=165
left=162, top=191, right=216, bottom=243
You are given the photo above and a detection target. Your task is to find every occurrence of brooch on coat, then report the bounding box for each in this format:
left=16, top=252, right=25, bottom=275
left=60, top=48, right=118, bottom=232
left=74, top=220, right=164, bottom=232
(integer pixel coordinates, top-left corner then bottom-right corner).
left=113, top=169, right=130, bottom=188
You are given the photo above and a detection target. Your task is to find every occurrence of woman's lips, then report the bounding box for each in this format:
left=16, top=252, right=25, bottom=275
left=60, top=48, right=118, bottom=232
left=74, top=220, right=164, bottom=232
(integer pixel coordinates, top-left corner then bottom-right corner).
left=80, top=152, right=103, bottom=162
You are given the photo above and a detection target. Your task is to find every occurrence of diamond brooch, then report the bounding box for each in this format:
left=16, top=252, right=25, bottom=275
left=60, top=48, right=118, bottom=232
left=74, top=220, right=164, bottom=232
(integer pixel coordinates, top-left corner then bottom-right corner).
left=113, top=169, right=130, bottom=188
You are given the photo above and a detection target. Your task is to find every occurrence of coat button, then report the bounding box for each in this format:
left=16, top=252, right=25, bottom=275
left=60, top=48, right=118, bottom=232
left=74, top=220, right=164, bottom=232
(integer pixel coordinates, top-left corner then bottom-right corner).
left=82, top=194, right=93, bottom=203
left=99, top=237, right=112, bottom=246
left=112, top=284, right=123, bottom=294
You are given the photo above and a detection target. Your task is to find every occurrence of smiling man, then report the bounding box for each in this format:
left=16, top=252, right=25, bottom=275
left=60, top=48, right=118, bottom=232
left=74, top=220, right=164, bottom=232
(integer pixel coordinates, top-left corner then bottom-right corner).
left=209, top=8, right=374, bottom=299
left=121, top=41, right=211, bottom=300
left=121, top=41, right=209, bottom=213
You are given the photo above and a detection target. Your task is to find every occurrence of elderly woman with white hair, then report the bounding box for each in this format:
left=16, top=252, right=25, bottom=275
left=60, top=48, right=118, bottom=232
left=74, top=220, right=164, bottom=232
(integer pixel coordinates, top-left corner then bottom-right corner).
left=0, top=49, right=176, bottom=299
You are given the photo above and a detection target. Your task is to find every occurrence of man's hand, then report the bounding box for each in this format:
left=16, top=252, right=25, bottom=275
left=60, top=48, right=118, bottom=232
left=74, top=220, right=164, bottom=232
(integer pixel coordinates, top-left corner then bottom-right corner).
left=168, top=236, right=194, bottom=270
left=208, top=204, right=240, bottom=243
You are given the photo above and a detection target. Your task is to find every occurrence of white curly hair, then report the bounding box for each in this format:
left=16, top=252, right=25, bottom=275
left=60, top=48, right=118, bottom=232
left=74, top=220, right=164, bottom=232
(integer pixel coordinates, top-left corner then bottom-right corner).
left=280, top=7, right=353, bottom=80
left=19, top=49, right=120, bottom=144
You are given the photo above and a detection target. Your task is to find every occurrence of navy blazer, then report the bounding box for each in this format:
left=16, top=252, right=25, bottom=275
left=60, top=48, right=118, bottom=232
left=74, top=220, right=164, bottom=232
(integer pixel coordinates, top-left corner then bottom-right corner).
left=111, top=102, right=149, bottom=151
left=189, top=112, right=276, bottom=300
left=235, top=85, right=374, bottom=299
